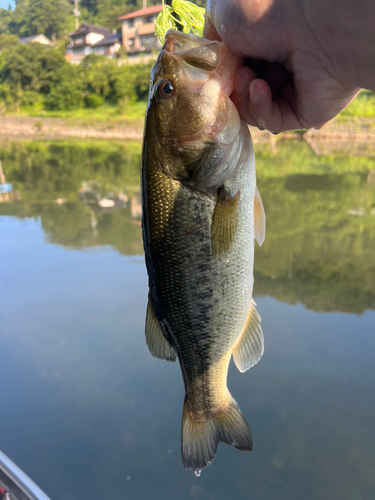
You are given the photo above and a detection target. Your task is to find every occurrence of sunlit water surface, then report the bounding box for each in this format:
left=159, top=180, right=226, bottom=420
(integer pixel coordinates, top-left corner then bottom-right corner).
left=1, top=139, right=375, bottom=500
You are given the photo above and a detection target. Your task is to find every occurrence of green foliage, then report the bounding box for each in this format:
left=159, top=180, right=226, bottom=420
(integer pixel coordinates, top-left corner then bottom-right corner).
left=0, top=0, right=203, bottom=113
left=81, top=54, right=111, bottom=97
left=0, top=7, right=14, bottom=35
left=0, top=33, right=18, bottom=48
left=55, top=36, right=71, bottom=55
left=252, top=141, right=375, bottom=314
left=109, top=65, right=137, bottom=103
left=0, top=139, right=142, bottom=203
left=2, top=138, right=375, bottom=313
left=95, top=0, right=131, bottom=30
left=85, top=92, right=104, bottom=108
left=44, top=65, right=84, bottom=110
left=1, top=0, right=70, bottom=39
left=43, top=86, right=83, bottom=110
left=21, top=0, right=71, bottom=39
left=134, top=63, right=153, bottom=101
left=0, top=139, right=143, bottom=252
left=340, top=90, right=375, bottom=119
left=79, top=55, right=153, bottom=104
left=0, top=0, right=201, bottom=39
left=110, top=61, right=154, bottom=103
left=0, top=39, right=153, bottom=113
left=0, top=43, right=66, bottom=93
left=21, top=89, right=43, bottom=106
left=21, top=101, right=147, bottom=125
left=0, top=81, right=21, bottom=110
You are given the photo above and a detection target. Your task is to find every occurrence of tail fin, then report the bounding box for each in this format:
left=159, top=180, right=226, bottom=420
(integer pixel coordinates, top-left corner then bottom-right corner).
left=181, top=397, right=253, bottom=471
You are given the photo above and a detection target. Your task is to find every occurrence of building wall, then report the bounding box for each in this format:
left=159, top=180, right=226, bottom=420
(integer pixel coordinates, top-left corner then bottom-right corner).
left=70, top=45, right=92, bottom=63
left=73, top=36, right=85, bottom=46
left=92, top=43, right=121, bottom=57
left=86, top=32, right=105, bottom=45
left=121, top=14, right=161, bottom=53
left=68, top=42, right=121, bottom=63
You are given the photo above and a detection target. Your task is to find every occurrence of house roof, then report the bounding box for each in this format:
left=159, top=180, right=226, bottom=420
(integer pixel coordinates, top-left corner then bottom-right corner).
left=119, top=4, right=163, bottom=21
left=19, top=34, right=53, bottom=45
left=93, top=33, right=122, bottom=47
left=68, top=23, right=112, bottom=38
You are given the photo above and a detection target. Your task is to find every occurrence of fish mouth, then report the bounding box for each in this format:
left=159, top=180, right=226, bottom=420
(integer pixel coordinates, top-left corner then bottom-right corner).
left=163, top=30, right=241, bottom=97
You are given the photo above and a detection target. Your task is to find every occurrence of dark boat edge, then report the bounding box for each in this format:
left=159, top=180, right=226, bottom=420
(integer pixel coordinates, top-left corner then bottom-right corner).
left=0, top=450, right=52, bottom=500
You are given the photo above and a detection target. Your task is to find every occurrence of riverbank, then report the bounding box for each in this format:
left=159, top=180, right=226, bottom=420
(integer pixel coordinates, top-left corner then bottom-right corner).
left=0, top=115, right=144, bottom=141
left=1, top=115, right=375, bottom=156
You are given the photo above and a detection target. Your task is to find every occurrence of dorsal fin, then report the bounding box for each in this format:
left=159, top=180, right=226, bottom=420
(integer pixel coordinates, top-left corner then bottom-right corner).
left=254, top=187, right=266, bottom=246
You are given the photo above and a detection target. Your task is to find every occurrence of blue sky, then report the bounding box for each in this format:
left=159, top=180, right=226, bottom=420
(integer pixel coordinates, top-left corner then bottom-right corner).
left=0, top=0, right=13, bottom=9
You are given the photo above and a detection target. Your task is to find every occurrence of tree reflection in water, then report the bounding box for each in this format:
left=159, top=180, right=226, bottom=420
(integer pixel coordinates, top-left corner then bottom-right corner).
left=1, top=138, right=374, bottom=314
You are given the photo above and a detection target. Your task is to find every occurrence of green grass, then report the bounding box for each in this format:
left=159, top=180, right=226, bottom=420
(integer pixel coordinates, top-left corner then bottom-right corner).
left=340, top=90, right=375, bottom=118
left=15, top=101, right=148, bottom=127
left=9, top=90, right=375, bottom=128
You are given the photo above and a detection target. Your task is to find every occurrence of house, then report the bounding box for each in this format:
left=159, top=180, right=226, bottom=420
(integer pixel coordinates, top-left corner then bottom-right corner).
left=19, top=34, right=53, bottom=46
left=66, top=23, right=122, bottom=64
left=119, top=4, right=163, bottom=58
left=91, top=33, right=122, bottom=57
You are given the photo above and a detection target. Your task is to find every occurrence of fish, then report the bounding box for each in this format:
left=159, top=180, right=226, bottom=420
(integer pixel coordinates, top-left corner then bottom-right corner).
left=141, top=29, right=266, bottom=472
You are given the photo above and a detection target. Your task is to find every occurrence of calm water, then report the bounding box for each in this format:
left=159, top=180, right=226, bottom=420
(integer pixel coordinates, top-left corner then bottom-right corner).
left=1, top=139, right=375, bottom=500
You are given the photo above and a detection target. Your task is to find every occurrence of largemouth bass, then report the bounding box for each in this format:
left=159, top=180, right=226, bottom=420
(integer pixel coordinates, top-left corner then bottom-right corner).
left=141, top=30, right=266, bottom=472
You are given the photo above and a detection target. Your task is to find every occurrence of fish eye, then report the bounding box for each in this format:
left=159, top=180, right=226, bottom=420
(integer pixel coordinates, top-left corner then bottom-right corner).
left=156, top=79, right=175, bottom=100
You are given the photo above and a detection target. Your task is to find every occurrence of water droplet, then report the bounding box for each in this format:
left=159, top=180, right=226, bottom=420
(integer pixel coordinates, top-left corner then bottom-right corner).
left=194, top=469, right=201, bottom=477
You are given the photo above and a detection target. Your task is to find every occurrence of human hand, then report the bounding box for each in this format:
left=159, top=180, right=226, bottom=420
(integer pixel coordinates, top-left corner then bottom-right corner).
left=203, top=0, right=367, bottom=133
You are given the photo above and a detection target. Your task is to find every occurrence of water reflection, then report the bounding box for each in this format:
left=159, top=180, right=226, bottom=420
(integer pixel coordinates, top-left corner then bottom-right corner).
left=1, top=139, right=374, bottom=314
left=1, top=139, right=375, bottom=500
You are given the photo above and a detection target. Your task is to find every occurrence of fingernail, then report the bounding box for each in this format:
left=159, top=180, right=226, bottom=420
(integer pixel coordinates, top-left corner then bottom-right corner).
left=257, top=117, right=266, bottom=128
left=235, top=73, right=247, bottom=96
left=250, top=86, right=260, bottom=105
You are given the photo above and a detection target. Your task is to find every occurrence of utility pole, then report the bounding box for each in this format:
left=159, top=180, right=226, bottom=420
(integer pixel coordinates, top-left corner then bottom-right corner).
left=73, top=0, right=81, bottom=30
left=0, top=161, right=5, bottom=185
left=143, top=0, right=147, bottom=9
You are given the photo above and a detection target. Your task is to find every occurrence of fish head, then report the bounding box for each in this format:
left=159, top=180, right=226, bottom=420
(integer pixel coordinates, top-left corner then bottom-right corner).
left=147, top=30, right=242, bottom=191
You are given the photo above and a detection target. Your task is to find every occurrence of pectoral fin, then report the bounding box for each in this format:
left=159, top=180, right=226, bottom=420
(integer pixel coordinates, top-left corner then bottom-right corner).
left=145, top=298, right=176, bottom=362
left=211, top=187, right=240, bottom=256
left=254, top=187, right=266, bottom=246
left=232, top=299, right=264, bottom=373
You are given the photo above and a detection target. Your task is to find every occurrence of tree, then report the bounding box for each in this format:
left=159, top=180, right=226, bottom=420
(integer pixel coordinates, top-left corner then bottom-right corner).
left=20, top=0, right=71, bottom=39
left=0, top=42, right=67, bottom=93
left=0, top=33, right=18, bottom=49
left=0, top=7, right=14, bottom=35
left=80, top=0, right=98, bottom=16
left=95, top=0, right=134, bottom=30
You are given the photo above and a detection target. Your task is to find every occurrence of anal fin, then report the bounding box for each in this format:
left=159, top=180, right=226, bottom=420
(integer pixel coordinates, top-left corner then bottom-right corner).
left=145, top=298, right=176, bottom=362
left=232, top=299, right=264, bottom=373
